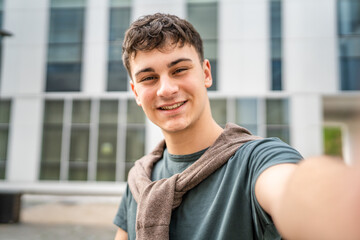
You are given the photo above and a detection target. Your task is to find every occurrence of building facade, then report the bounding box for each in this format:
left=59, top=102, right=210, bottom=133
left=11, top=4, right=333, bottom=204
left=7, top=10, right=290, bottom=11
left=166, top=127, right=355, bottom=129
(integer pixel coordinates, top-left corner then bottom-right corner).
left=0, top=0, right=359, bottom=192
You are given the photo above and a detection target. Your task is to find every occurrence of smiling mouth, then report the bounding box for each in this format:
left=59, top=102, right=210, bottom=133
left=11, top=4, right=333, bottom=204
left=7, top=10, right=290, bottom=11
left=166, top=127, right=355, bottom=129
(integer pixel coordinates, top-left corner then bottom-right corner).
left=159, top=101, right=186, bottom=110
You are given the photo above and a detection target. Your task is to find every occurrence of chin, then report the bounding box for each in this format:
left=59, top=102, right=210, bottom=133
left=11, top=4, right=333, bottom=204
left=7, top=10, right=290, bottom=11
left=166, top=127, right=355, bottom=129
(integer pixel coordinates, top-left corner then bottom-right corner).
left=159, top=121, right=191, bottom=134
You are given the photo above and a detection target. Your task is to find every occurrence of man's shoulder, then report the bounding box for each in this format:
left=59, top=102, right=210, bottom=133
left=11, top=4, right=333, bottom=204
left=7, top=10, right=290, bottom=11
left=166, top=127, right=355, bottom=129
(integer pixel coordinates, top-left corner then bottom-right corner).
left=230, top=137, right=303, bottom=166
left=234, top=137, right=288, bottom=153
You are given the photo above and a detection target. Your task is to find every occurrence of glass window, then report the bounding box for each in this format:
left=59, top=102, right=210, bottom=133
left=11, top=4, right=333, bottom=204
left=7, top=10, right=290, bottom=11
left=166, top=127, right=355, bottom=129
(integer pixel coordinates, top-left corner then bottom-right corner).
left=236, top=98, right=258, bottom=135
left=0, top=99, right=10, bottom=180
left=266, top=99, right=289, bottom=125
left=339, top=36, right=360, bottom=90
left=49, top=9, right=84, bottom=43
left=40, top=100, right=64, bottom=180
left=39, top=125, right=62, bottom=180
left=340, top=57, right=360, bottom=90
left=0, top=99, right=11, bottom=124
left=127, top=99, right=145, bottom=124
left=125, top=125, right=145, bottom=179
left=69, top=127, right=89, bottom=180
left=46, top=2, right=85, bottom=92
left=210, top=99, right=227, bottom=126
left=338, top=0, right=360, bottom=90
left=125, top=99, right=145, bottom=179
left=271, top=39, right=282, bottom=60
left=51, top=0, right=86, bottom=8
left=109, top=8, right=130, bottom=41
left=108, top=42, right=123, bottom=62
left=36, top=98, right=150, bottom=182
left=97, top=125, right=117, bottom=181
left=68, top=100, right=91, bottom=180
left=338, top=0, right=360, bottom=35
left=39, top=162, right=61, bottom=180
left=48, top=44, right=82, bottom=63
left=208, top=59, right=217, bottom=90
left=97, top=100, right=118, bottom=181
left=46, top=63, right=82, bottom=91
left=188, top=3, right=217, bottom=39
left=266, top=99, right=290, bottom=143
left=108, top=6, right=131, bottom=91
left=126, top=127, right=145, bottom=163
left=111, top=0, right=131, bottom=7
left=271, top=59, right=282, bottom=91
left=99, top=100, right=118, bottom=124
left=40, top=99, right=151, bottom=182
left=72, top=100, right=91, bottom=124
left=41, top=126, right=63, bottom=163
left=270, top=0, right=282, bottom=91
left=271, top=0, right=282, bottom=38
left=0, top=128, right=8, bottom=162
left=108, top=61, right=128, bottom=91
left=187, top=1, right=218, bottom=91
left=267, top=127, right=290, bottom=143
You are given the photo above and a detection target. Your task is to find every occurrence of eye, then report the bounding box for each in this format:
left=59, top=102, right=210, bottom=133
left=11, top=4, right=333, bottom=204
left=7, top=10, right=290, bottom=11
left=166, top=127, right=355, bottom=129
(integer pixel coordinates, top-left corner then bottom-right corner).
left=173, top=68, right=188, bottom=75
left=140, top=76, right=157, bottom=82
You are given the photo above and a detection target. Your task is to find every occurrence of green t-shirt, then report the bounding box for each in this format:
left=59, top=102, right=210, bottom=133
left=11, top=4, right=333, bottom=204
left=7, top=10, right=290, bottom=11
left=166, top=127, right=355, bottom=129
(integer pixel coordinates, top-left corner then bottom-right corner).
left=114, top=138, right=303, bottom=240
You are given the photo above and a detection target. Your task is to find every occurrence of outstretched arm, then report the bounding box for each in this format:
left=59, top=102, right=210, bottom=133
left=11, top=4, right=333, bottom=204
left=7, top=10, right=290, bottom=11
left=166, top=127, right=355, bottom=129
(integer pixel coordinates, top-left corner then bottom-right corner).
left=114, top=227, right=128, bottom=240
left=256, top=156, right=360, bottom=240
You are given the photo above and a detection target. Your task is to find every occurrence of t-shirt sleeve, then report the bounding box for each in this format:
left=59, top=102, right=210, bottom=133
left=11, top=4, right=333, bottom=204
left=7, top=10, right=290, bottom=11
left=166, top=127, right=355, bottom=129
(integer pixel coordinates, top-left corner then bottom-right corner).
left=246, top=138, right=303, bottom=238
left=113, top=184, right=130, bottom=232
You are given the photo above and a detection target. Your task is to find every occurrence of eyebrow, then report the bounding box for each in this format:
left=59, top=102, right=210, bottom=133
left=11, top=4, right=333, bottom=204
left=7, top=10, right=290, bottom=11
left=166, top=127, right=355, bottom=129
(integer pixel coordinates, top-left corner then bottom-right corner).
left=134, top=58, right=193, bottom=78
left=135, top=67, right=155, bottom=78
left=167, top=58, right=192, bottom=68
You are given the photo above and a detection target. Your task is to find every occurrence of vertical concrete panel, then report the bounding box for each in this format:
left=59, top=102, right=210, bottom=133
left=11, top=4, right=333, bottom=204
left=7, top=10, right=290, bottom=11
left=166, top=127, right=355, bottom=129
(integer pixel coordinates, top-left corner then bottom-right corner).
left=345, top=116, right=360, bottom=165
left=1, top=0, right=48, bottom=95
left=219, top=0, right=269, bottom=94
left=7, top=97, right=43, bottom=181
left=283, top=0, right=338, bottom=93
left=290, top=94, right=323, bottom=158
left=82, top=0, right=109, bottom=93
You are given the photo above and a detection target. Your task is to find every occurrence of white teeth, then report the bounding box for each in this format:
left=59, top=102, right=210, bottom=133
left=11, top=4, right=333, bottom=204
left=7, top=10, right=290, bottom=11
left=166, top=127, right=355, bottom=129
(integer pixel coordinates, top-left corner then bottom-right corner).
left=160, top=102, right=184, bottom=110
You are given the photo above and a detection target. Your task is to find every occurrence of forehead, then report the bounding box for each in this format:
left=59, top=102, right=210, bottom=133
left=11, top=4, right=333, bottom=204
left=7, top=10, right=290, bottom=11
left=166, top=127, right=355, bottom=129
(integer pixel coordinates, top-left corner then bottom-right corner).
left=129, top=45, right=199, bottom=74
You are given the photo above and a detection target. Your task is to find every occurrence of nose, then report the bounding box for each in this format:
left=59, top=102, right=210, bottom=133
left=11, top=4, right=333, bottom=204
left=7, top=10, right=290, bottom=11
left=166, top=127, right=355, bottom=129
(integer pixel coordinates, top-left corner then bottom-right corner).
left=156, top=76, right=179, bottom=97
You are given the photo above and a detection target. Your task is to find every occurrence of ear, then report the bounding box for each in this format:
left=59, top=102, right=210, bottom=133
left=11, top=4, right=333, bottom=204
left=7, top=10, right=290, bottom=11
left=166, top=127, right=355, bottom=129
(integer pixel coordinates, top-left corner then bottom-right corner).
left=203, top=59, right=213, bottom=89
left=130, top=80, right=142, bottom=106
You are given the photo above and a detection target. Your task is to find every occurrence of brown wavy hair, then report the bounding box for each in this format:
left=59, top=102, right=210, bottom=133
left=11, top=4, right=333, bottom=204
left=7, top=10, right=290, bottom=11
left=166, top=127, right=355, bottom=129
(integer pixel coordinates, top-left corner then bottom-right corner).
left=122, top=13, right=204, bottom=77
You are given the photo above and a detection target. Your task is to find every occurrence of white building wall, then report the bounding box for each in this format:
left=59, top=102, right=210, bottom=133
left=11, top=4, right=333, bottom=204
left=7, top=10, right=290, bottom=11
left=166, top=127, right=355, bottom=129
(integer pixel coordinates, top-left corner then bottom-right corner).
left=82, top=0, right=109, bottom=93
left=290, top=94, right=323, bottom=158
left=337, top=114, right=360, bottom=166
left=133, top=0, right=186, bottom=20
left=1, top=0, right=48, bottom=181
left=0, top=0, right=357, bottom=187
left=219, top=0, right=269, bottom=94
left=1, top=0, right=49, bottom=95
left=283, top=0, right=338, bottom=93
left=346, top=117, right=360, bottom=165
left=6, top=97, right=43, bottom=181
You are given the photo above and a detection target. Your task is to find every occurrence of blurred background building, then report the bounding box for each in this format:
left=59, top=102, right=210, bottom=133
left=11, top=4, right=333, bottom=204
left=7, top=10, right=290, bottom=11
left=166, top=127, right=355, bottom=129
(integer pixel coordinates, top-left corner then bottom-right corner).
left=0, top=0, right=359, bottom=194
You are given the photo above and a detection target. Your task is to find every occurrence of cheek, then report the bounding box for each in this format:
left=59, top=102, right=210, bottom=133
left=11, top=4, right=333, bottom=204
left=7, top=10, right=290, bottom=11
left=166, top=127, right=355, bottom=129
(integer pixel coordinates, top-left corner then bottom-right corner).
left=137, top=89, right=153, bottom=107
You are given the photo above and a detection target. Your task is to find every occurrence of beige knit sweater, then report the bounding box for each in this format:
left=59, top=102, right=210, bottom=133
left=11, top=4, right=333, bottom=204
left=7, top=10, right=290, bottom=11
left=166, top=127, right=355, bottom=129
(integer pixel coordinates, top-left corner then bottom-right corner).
left=128, top=123, right=261, bottom=240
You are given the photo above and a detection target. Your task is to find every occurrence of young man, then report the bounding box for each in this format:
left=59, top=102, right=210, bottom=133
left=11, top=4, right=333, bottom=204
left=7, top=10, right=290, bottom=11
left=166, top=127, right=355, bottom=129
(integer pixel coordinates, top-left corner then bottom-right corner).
left=114, top=13, right=360, bottom=240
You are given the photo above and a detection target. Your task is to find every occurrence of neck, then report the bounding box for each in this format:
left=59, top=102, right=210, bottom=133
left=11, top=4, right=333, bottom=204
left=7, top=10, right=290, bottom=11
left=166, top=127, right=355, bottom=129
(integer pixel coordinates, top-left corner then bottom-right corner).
left=162, top=118, right=223, bottom=155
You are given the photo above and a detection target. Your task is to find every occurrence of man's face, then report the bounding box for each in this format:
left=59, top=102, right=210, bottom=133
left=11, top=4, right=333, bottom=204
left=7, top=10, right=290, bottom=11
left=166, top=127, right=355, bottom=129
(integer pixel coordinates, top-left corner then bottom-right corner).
left=129, top=44, right=213, bottom=134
